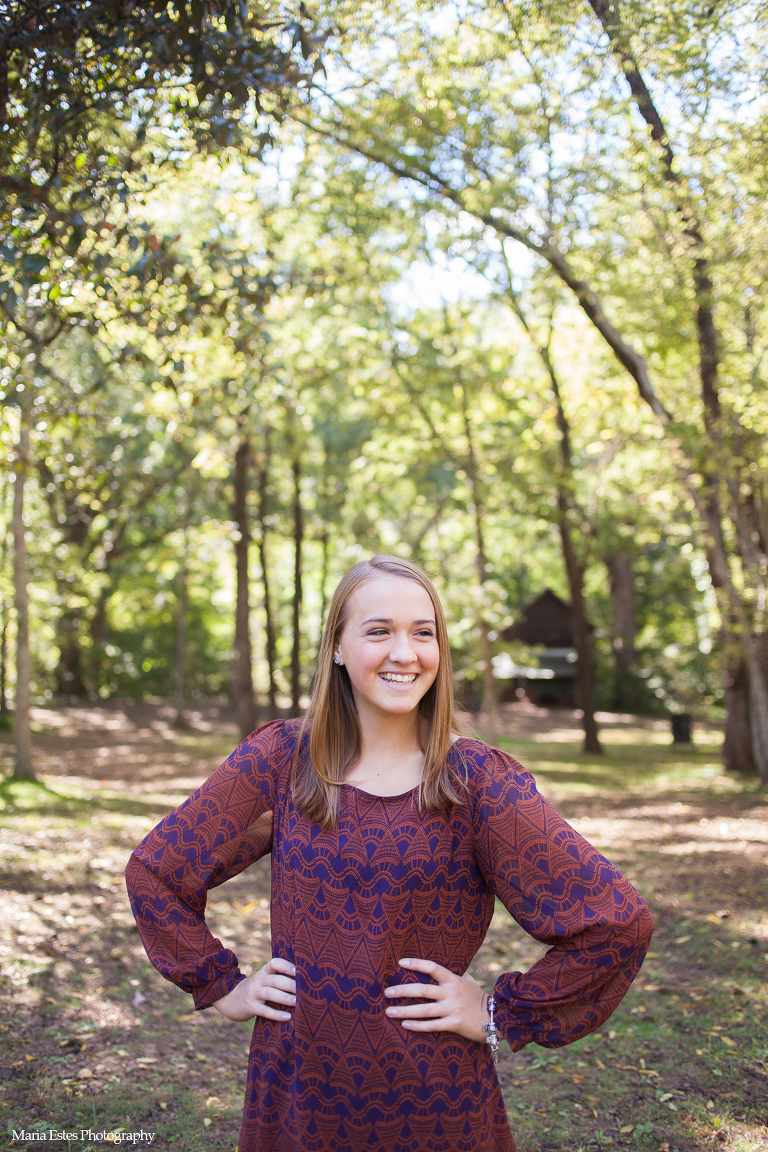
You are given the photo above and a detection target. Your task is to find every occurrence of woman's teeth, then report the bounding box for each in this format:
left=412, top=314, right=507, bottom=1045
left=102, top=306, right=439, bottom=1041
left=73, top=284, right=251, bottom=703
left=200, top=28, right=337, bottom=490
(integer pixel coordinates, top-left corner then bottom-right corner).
left=380, top=673, right=417, bottom=683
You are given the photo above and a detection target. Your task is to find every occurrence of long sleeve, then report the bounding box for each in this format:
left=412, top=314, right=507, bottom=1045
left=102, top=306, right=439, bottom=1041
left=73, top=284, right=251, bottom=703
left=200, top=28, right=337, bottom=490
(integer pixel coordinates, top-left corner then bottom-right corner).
left=125, top=719, right=285, bottom=1009
left=471, top=747, right=654, bottom=1051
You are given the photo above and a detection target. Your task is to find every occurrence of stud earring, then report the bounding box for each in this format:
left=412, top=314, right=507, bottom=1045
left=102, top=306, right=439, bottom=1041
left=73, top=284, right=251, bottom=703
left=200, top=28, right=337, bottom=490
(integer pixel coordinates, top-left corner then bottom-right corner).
left=334, top=656, right=341, bottom=665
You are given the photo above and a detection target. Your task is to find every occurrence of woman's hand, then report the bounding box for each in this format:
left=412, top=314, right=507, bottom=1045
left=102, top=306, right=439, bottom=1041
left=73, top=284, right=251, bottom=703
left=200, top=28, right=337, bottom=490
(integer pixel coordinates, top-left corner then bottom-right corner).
left=384, top=958, right=489, bottom=1042
left=213, top=958, right=296, bottom=1023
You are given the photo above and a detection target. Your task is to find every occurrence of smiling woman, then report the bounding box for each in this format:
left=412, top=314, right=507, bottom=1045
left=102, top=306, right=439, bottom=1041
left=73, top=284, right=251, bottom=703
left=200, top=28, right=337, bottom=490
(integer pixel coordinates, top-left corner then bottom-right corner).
left=125, top=554, right=654, bottom=1152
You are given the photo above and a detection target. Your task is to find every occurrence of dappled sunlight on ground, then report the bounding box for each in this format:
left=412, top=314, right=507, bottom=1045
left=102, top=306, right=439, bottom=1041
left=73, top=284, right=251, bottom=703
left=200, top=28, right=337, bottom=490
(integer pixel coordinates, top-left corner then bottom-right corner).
left=0, top=702, right=766, bottom=1151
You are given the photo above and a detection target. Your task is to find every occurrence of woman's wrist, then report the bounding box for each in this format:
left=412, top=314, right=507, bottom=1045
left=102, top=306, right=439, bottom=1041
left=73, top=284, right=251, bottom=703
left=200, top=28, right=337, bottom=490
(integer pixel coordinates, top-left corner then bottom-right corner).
left=482, top=994, right=500, bottom=1064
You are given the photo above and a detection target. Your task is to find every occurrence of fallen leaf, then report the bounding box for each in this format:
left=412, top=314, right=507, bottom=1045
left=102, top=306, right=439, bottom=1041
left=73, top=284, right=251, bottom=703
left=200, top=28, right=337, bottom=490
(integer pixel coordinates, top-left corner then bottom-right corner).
left=512, top=1079, right=532, bottom=1086
left=132, top=989, right=147, bottom=1009
left=77, top=1068, right=92, bottom=1079
left=673, top=935, right=691, bottom=944
left=585, top=1095, right=598, bottom=1102
left=571, top=1075, right=585, bottom=1083
left=159, top=1103, right=167, bottom=1110
left=706, top=1100, right=715, bottom=1110
left=645, top=951, right=659, bottom=958
left=705, top=914, right=720, bottom=924
left=24, top=1054, right=34, bottom=1062
left=639, top=1069, right=660, bottom=1078
left=135, top=1057, right=157, bottom=1065
left=203, top=1118, right=212, bottom=1128
left=619, top=1125, right=634, bottom=1134
left=721, top=1036, right=736, bottom=1047
left=45, top=997, right=57, bottom=1005
left=696, top=1049, right=704, bottom=1055
left=177, top=1014, right=197, bottom=1023
left=551, top=1065, right=565, bottom=1073
left=608, top=1030, right=616, bottom=1040
left=595, top=1058, right=606, bottom=1070
left=206, top=1096, right=222, bottom=1108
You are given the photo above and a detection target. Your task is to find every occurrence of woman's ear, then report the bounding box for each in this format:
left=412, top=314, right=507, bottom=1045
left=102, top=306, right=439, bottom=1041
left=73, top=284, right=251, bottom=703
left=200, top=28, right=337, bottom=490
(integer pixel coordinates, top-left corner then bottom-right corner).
left=334, top=650, right=343, bottom=665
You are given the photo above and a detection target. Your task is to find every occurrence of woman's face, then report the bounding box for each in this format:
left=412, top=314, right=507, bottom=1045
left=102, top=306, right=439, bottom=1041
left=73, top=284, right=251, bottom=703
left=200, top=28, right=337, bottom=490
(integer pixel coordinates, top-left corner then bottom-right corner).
left=335, top=574, right=441, bottom=721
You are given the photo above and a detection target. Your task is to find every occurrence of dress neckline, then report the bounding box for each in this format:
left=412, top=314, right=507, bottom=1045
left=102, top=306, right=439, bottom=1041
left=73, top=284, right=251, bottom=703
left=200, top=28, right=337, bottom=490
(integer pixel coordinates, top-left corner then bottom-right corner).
left=339, top=738, right=473, bottom=801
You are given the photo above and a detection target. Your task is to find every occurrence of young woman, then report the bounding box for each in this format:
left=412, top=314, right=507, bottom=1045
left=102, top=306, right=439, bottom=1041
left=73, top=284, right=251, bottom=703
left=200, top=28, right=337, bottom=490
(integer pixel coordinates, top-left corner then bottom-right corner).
left=126, top=554, right=654, bottom=1152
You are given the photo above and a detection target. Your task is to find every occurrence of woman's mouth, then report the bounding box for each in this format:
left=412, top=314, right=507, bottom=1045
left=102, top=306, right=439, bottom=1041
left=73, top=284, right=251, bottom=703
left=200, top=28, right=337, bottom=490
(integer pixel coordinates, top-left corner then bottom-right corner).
left=379, top=673, right=418, bottom=684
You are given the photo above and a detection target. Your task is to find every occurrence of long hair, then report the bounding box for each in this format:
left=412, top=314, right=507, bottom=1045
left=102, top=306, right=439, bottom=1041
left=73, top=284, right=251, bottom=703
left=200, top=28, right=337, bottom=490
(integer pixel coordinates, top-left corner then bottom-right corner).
left=292, top=554, right=470, bottom=830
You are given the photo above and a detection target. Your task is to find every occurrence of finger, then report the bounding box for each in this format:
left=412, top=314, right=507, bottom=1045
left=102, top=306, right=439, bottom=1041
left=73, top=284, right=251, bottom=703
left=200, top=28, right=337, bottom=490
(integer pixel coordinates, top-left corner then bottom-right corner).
left=267, top=958, right=297, bottom=977
left=253, top=1003, right=293, bottom=1021
left=384, top=984, right=443, bottom=1000
left=399, top=958, right=454, bottom=982
left=386, top=1001, right=447, bottom=1019
left=257, top=987, right=296, bottom=1007
left=400, top=1018, right=454, bottom=1032
left=264, top=974, right=297, bottom=995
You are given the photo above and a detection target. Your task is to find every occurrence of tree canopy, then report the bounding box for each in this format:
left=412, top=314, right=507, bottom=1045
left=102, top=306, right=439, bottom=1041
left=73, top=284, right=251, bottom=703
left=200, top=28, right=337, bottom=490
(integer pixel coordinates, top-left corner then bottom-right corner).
left=1, top=0, right=766, bottom=779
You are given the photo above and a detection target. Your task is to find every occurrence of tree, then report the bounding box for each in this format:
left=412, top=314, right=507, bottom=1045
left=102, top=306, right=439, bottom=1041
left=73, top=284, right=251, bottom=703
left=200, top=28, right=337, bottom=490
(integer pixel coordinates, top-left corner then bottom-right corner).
left=299, top=0, right=768, bottom=776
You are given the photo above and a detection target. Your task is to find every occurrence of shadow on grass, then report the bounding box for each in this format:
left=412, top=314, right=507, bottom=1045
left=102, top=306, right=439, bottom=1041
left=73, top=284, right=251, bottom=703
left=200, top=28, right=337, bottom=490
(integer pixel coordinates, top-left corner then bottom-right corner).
left=0, top=774, right=184, bottom=822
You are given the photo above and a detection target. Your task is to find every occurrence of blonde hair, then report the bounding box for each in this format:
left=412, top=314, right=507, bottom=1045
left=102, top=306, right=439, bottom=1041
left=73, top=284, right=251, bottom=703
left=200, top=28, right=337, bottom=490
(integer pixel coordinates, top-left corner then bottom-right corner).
left=292, top=554, right=469, bottom=829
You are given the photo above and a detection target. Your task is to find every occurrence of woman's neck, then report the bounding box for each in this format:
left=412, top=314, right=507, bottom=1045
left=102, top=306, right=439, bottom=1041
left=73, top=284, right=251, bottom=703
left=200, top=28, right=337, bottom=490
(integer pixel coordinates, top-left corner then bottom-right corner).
left=344, top=702, right=425, bottom=794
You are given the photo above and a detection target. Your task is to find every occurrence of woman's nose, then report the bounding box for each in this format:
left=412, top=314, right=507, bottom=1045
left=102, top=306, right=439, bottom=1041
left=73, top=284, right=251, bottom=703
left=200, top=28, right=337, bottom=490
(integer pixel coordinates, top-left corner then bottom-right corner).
left=389, top=633, right=417, bottom=664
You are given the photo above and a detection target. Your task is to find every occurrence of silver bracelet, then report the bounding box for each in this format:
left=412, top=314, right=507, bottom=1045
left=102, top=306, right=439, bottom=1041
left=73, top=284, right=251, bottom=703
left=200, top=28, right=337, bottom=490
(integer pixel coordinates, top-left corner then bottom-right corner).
left=482, top=994, right=499, bottom=1065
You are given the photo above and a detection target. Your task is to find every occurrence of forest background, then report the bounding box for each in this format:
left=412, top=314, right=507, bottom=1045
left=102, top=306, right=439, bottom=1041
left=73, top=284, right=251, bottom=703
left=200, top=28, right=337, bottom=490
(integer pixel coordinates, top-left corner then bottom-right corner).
left=2, top=0, right=768, bottom=780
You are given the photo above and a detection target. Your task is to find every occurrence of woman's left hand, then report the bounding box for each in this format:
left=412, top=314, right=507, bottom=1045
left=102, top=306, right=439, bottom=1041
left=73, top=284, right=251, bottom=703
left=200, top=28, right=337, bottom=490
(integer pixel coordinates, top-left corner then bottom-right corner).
left=384, top=958, right=489, bottom=1041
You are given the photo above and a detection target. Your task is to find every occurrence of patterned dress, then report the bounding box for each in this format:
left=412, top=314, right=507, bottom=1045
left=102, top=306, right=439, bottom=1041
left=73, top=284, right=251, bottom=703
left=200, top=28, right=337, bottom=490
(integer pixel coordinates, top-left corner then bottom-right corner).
left=126, top=719, right=653, bottom=1152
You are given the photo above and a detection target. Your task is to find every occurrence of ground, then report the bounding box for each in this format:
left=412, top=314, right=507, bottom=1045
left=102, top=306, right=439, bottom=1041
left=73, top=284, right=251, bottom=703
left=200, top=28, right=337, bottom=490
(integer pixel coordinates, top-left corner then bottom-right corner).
left=0, top=702, right=766, bottom=1152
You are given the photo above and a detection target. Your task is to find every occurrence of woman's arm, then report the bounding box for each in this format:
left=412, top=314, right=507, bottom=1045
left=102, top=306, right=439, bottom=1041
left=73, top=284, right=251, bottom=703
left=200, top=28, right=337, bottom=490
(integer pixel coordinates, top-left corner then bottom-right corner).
left=125, top=719, right=285, bottom=1011
left=470, top=746, right=654, bottom=1051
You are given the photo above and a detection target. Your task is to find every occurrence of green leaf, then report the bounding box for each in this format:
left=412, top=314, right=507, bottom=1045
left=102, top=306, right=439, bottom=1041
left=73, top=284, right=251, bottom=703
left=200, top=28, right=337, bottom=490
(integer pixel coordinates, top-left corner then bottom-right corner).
left=20, top=254, right=49, bottom=275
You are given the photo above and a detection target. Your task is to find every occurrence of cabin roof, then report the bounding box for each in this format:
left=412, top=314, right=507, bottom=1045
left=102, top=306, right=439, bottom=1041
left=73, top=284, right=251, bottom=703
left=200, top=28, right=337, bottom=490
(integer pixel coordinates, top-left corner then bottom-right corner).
left=501, top=589, right=574, bottom=648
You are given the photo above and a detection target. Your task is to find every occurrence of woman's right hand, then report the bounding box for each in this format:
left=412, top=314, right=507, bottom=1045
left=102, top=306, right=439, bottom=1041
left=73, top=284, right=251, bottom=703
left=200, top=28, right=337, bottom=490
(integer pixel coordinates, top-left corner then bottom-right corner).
left=213, top=958, right=297, bottom=1022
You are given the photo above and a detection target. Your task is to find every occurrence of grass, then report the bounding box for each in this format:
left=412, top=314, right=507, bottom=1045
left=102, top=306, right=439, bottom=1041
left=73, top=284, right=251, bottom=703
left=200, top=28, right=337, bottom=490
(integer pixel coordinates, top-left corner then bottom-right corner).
left=0, top=705, right=766, bottom=1151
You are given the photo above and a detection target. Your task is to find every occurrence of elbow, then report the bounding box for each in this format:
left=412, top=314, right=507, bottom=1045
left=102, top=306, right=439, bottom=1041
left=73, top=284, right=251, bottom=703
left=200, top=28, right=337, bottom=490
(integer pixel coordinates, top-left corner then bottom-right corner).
left=124, top=852, right=149, bottom=916
left=631, top=899, right=655, bottom=958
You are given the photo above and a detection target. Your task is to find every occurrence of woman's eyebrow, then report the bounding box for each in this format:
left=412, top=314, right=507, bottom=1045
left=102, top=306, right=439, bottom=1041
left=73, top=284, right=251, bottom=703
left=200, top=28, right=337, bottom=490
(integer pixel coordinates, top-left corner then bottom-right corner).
left=359, top=617, right=436, bottom=626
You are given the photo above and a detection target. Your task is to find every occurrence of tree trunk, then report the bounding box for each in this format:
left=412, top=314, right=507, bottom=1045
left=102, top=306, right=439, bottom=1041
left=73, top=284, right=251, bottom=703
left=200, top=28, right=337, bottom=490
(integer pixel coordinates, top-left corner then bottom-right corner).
left=319, top=527, right=330, bottom=648
left=88, top=584, right=110, bottom=694
left=459, top=383, right=498, bottom=735
left=290, top=448, right=303, bottom=716
left=174, top=538, right=188, bottom=729
left=12, top=398, right=33, bottom=780
left=557, top=502, right=602, bottom=754
left=501, top=281, right=601, bottom=753
left=232, top=436, right=255, bottom=740
left=54, top=602, right=87, bottom=698
left=723, top=658, right=755, bottom=774
left=605, top=554, right=640, bottom=711
left=0, top=594, right=8, bottom=715
left=745, top=638, right=768, bottom=785
left=1, top=509, right=9, bottom=715
left=605, top=556, right=637, bottom=676
left=256, top=431, right=278, bottom=721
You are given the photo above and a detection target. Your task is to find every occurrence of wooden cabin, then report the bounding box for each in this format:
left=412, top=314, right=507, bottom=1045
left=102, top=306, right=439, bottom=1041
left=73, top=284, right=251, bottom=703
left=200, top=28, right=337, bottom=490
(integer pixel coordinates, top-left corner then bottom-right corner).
left=498, top=589, right=578, bottom=707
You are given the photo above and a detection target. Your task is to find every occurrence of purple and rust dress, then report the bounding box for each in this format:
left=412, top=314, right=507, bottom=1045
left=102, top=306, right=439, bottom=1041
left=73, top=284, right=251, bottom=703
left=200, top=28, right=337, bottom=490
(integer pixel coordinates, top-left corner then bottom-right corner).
left=126, top=719, right=653, bottom=1151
